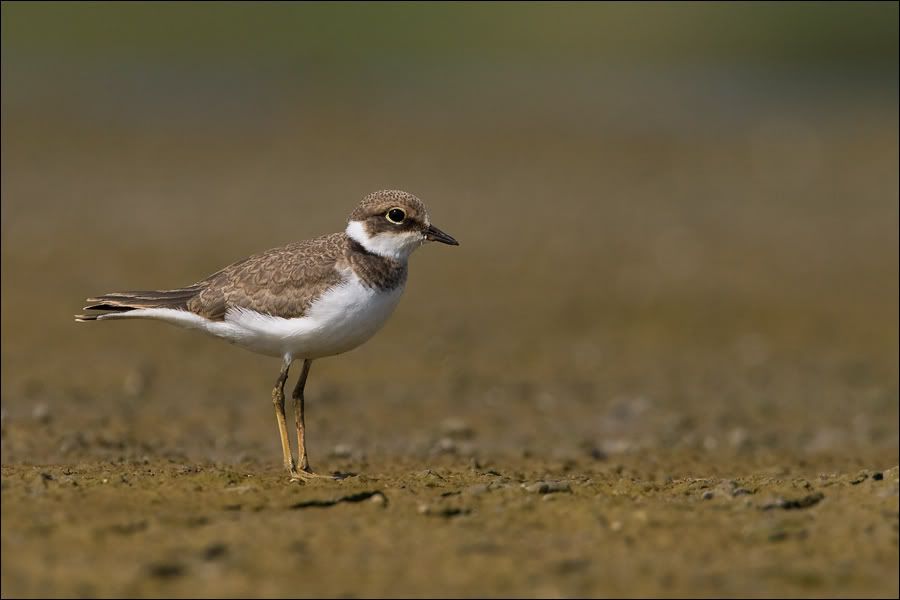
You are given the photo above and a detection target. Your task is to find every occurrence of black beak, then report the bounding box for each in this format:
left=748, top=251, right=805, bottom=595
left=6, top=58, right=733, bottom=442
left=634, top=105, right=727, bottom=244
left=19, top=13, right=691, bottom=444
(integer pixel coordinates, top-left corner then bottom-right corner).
left=424, top=224, right=459, bottom=246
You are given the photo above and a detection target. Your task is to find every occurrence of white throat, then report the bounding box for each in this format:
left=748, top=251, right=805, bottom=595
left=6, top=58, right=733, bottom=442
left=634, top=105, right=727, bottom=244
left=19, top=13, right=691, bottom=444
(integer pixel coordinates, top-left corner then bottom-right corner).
left=346, top=220, right=423, bottom=261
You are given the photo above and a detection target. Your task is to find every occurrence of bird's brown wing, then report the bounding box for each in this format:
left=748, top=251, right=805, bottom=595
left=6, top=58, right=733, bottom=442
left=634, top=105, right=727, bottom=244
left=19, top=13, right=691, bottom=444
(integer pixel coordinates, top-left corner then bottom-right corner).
left=187, top=233, right=348, bottom=321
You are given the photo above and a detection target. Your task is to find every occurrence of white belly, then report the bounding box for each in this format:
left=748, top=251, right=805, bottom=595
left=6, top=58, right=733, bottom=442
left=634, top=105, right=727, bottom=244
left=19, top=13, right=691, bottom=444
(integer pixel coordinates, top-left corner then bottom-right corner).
left=219, top=274, right=405, bottom=359
left=113, top=273, right=405, bottom=360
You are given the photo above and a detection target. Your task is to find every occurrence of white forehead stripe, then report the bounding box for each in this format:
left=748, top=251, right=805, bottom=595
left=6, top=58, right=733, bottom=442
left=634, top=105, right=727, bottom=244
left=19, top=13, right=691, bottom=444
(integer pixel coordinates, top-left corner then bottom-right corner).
left=346, top=221, right=424, bottom=261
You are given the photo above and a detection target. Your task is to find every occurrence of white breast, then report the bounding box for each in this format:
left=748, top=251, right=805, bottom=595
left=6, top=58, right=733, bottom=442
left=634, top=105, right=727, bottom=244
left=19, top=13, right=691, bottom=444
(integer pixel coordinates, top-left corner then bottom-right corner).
left=216, top=271, right=405, bottom=359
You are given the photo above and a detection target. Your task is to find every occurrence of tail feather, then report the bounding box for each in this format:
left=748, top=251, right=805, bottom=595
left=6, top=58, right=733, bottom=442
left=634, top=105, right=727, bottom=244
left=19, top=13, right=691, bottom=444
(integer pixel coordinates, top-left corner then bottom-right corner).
left=74, top=313, right=103, bottom=322
left=76, top=286, right=204, bottom=322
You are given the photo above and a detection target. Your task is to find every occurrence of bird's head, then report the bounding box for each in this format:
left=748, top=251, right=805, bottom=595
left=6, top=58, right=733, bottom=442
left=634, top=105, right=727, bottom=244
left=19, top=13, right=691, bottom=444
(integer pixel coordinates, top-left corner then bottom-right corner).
left=346, top=190, right=458, bottom=261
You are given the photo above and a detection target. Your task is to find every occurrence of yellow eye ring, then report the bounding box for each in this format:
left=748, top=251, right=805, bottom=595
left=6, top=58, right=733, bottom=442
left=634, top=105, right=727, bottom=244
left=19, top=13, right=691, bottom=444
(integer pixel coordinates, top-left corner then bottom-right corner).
left=386, top=208, right=406, bottom=224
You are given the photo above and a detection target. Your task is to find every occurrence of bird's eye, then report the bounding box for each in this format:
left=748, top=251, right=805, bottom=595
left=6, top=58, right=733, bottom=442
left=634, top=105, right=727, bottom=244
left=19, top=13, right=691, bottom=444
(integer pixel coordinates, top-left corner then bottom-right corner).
left=386, top=208, right=406, bottom=224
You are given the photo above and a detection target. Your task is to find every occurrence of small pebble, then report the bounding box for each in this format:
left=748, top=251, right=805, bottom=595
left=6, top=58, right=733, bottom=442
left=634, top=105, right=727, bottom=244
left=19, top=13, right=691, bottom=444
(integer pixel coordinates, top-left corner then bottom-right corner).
left=147, top=562, right=185, bottom=579
left=417, top=503, right=470, bottom=518
left=123, top=368, right=149, bottom=397
left=440, top=417, right=474, bottom=439
left=434, top=437, right=457, bottom=454
left=701, top=490, right=714, bottom=500
left=202, top=543, right=228, bottom=561
left=32, top=403, right=51, bottom=424
left=465, top=484, right=490, bottom=496
left=417, top=469, right=445, bottom=481
left=727, top=427, right=750, bottom=449
left=330, top=443, right=354, bottom=459
left=850, top=471, right=869, bottom=485
left=760, top=492, right=824, bottom=511
left=523, top=481, right=571, bottom=494
left=586, top=446, right=608, bottom=461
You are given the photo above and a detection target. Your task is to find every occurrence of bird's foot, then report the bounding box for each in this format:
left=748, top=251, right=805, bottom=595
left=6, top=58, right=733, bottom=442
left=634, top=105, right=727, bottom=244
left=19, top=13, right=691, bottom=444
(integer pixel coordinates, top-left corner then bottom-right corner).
left=289, top=466, right=335, bottom=483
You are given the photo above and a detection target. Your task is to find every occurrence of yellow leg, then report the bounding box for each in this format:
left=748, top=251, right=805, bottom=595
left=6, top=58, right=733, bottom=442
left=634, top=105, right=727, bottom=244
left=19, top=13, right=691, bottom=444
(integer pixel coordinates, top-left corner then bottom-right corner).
left=291, top=359, right=331, bottom=480
left=271, top=360, right=295, bottom=474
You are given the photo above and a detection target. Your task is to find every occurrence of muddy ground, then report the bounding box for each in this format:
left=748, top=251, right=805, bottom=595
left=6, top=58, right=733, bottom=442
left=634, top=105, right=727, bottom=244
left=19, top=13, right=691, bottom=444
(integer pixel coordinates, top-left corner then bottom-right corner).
left=1, top=453, right=898, bottom=598
left=2, top=8, right=899, bottom=596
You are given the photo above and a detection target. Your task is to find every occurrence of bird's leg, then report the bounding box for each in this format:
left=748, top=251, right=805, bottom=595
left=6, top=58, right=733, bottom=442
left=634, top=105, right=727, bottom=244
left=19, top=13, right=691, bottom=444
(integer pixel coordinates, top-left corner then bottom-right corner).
left=292, top=359, right=328, bottom=480
left=272, top=358, right=295, bottom=475
left=293, top=359, right=313, bottom=472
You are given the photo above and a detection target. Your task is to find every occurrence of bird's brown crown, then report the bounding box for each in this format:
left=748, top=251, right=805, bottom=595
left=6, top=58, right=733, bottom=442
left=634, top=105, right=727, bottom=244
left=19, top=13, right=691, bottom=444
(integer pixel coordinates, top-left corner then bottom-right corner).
left=348, top=190, right=430, bottom=232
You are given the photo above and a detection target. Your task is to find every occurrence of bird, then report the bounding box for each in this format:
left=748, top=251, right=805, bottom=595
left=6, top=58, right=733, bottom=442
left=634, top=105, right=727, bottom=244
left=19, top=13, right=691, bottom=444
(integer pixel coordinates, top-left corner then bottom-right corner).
left=76, top=190, right=458, bottom=481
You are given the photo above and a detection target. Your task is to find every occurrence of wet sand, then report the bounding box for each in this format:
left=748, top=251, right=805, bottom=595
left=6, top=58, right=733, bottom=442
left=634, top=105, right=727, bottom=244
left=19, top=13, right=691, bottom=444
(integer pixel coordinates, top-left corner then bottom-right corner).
left=2, top=452, right=897, bottom=597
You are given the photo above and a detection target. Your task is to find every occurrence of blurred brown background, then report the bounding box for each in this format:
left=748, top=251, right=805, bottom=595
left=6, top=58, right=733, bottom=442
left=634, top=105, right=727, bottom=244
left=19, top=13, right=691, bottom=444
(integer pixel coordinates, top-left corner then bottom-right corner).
left=1, top=3, right=898, bottom=598
left=3, top=2, right=896, bottom=461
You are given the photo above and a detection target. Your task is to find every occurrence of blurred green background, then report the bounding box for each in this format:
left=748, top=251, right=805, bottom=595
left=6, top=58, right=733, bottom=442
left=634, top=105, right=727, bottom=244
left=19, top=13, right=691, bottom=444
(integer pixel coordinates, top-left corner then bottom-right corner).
left=2, top=3, right=898, bottom=598
left=3, top=2, right=898, bottom=67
